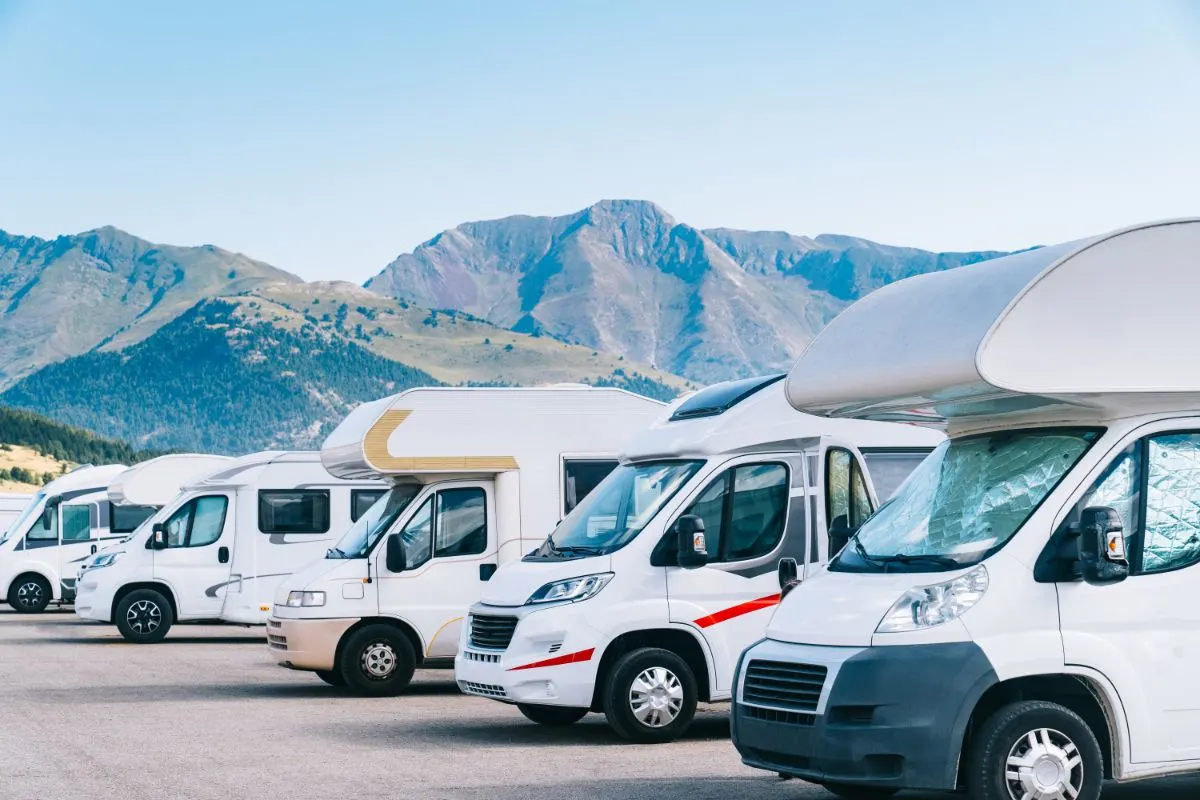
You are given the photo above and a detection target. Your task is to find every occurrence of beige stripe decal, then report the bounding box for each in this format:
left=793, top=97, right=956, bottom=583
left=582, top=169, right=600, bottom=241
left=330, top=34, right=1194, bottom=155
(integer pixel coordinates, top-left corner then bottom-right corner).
left=363, top=409, right=518, bottom=472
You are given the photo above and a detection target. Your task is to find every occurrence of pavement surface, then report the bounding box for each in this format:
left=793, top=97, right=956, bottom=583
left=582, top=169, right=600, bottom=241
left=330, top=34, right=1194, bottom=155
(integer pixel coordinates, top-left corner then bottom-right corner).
left=2, top=608, right=1199, bottom=800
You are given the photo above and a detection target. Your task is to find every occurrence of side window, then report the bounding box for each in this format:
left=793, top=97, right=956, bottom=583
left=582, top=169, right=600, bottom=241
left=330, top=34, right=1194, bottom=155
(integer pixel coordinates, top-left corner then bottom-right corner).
left=826, top=448, right=873, bottom=530
left=111, top=503, right=157, bottom=535
left=351, top=489, right=387, bottom=523
left=435, top=488, right=487, bottom=558
left=563, top=459, right=620, bottom=515
left=862, top=451, right=931, bottom=501
left=674, top=463, right=789, bottom=563
left=26, top=503, right=58, bottom=542
left=61, top=505, right=92, bottom=542
left=164, top=502, right=191, bottom=547
left=1142, top=434, right=1200, bottom=574
left=1076, top=443, right=1141, bottom=549
left=259, top=490, right=331, bottom=534
left=398, top=497, right=433, bottom=570
left=189, top=497, right=228, bottom=547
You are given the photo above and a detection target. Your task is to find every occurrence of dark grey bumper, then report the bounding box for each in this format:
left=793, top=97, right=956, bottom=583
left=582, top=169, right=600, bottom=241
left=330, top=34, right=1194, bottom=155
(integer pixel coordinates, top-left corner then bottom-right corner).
left=731, top=640, right=997, bottom=791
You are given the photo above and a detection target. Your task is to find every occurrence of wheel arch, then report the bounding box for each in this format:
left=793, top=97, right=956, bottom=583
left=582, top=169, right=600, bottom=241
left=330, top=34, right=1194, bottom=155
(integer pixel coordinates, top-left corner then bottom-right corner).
left=591, top=626, right=714, bottom=710
left=335, top=616, right=426, bottom=669
left=111, top=581, right=180, bottom=621
left=6, top=570, right=55, bottom=603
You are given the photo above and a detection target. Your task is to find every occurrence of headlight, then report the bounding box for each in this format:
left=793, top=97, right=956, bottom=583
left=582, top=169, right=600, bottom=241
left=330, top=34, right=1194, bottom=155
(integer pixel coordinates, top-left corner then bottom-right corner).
left=90, top=552, right=123, bottom=569
left=876, top=565, right=988, bottom=633
left=285, top=590, right=326, bottom=608
left=526, top=573, right=613, bottom=605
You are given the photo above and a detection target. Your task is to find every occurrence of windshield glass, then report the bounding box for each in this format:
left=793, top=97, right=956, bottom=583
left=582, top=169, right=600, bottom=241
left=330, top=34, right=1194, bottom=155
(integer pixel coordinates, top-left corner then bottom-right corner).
left=832, top=427, right=1101, bottom=573
left=0, top=492, right=46, bottom=545
left=528, top=460, right=704, bottom=560
left=327, top=484, right=421, bottom=559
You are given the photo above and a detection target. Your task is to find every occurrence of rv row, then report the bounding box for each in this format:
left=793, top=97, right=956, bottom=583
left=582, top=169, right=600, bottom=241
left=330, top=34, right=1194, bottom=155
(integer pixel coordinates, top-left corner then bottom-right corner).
left=3, top=219, right=1198, bottom=800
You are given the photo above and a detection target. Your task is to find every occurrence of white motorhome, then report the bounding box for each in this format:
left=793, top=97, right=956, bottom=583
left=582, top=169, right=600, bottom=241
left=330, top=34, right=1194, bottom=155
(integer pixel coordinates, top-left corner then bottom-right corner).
left=454, top=378, right=942, bottom=742
left=730, top=219, right=1200, bottom=800
left=0, top=493, right=32, bottom=536
left=267, top=386, right=664, bottom=696
left=0, top=465, right=128, bottom=612
left=75, top=451, right=385, bottom=643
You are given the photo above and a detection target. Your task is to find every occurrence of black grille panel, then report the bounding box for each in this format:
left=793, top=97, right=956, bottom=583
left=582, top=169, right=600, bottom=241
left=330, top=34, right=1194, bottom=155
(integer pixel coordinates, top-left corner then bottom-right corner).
left=469, top=614, right=518, bottom=650
left=743, top=704, right=816, bottom=727
left=743, top=660, right=827, bottom=712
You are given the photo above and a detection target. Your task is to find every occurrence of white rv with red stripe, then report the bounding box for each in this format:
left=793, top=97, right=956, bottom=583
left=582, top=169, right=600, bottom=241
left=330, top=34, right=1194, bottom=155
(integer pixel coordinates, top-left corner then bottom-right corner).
left=455, top=376, right=944, bottom=742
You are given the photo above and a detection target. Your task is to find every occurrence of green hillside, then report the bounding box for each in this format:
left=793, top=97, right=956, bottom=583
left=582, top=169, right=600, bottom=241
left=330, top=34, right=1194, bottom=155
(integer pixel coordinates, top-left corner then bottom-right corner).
left=0, top=405, right=158, bottom=465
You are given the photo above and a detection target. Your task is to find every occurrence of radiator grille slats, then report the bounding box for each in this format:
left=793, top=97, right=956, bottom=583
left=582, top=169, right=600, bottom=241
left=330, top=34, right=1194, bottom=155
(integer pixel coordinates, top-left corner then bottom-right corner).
left=742, top=660, right=827, bottom=713
left=469, top=614, right=518, bottom=650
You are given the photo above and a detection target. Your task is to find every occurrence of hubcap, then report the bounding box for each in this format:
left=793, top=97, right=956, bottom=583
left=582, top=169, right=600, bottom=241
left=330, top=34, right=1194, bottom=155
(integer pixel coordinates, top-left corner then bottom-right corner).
left=361, top=641, right=397, bottom=679
left=628, top=666, right=684, bottom=728
left=126, top=600, right=162, bottom=634
left=1005, top=727, right=1084, bottom=800
left=16, top=581, right=44, bottom=610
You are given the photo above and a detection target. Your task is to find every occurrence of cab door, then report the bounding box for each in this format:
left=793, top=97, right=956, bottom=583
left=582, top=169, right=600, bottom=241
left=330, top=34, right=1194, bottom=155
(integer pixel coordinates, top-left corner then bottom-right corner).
left=152, top=494, right=232, bottom=619
left=1056, top=423, right=1200, bottom=764
left=664, top=454, right=810, bottom=697
left=373, top=480, right=495, bottom=660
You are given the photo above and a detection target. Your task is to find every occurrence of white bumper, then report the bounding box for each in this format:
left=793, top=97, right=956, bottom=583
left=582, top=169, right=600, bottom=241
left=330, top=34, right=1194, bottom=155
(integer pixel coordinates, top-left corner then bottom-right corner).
left=453, top=601, right=607, bottom=709
left=74, top=568, right=118, bottom=622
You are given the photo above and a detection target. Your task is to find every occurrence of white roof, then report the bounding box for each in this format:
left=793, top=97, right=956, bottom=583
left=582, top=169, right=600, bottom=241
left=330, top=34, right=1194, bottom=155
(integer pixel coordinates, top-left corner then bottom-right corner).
left=108, top=454, right=234, bottom=507
left=322, top=387, right=665, bottom=480
left=180, top=450, right=365, bottom=491
left=625, top=380, right=943, bottom=461
left=43, top=464, right=129, bottom=497
left=786, top=219, right=1200, bottom=424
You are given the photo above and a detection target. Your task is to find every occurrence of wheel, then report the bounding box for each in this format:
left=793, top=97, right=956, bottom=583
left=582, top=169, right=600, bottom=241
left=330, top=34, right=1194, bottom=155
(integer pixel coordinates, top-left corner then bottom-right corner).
left=7, top=574, right=51, bottom=613
left=518, top=703, right=589, bottom=726
left=602, top=647, right=698, bottom=743
left=966, top=700, right=1103, bottom=800
left=820, top=784, right=898, bottom=799
left=315, top=669, right=345, bottom=687
left=115, top=588, right=174, bottom=644
left=338, top=624, right=416, bottom=697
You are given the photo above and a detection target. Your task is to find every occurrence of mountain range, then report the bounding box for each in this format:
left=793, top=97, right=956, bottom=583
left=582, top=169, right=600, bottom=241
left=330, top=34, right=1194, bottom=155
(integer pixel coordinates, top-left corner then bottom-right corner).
left=0, top=201, right=1015, bottom=453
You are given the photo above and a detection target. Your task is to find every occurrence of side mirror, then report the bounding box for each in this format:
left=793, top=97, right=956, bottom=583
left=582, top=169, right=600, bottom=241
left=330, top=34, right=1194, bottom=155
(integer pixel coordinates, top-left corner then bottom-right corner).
left=1078, top=506, right=1128, bottom=585
left=385, top=533, right=407, bottom=573
left=828, top=514, right=855, bottom=556
left=675, top=515, right=708, bottom=569
left=778, top=557, right=800, bottom=598
left=151, top=523, right=167, bottom=550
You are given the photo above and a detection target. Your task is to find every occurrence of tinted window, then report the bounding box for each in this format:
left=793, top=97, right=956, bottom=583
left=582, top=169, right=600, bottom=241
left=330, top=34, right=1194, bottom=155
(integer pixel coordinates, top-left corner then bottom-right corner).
left=397, top=497, right=433, bottom=571
left=862, top=450, right=933, bottom=501
left=436, top=488, right=487, bottom=558
left=351, top=489, right=387, bottom=523
left=61, top=505, right=92, bottom=542
left=563, top=460, right=619, bottom=514
left=674, top=463, right=789, bottom=563
left=826, top=448, right=873, bottom=530
left=163, top=496, right=229, bottom=548
left=258, top=490, right=331, bottom=534
left=26, top=503, right=57, bottom=542
left=111, top=503, right=157, bottom=534
left=669, top=374, right=784, bottom=421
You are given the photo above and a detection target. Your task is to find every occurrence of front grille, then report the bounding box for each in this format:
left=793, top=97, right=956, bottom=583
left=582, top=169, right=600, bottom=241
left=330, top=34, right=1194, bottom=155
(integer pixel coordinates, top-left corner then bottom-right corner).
left=267, top=633, right=287, bottom=650
left=460, top=681, right=507, bottom=698
left=462, top=650, right=501, bottom=664
left=743, top=704, right=816, bottom=727
left=469, top=614, right=518, bottom=650
left=743, top=660, right=827, bottom=712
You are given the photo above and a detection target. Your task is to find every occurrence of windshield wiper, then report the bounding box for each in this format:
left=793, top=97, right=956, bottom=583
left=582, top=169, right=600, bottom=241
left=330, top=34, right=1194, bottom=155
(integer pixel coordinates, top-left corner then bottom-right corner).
left=853, top=537, right=885, bottom=565
left=554, top=545, right=603, bottom=555
left=326, top=547, right=346, bottom=559
left=875, top=553, right=962, bottom=568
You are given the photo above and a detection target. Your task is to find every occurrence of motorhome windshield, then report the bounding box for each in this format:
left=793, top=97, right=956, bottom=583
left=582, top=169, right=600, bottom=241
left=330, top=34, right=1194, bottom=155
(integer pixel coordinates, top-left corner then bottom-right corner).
left=528, top=460, right=704, bottom=560
left=0, top=492, right=45, bottom=545
left=832, top=427, right=1101, bottom=573
left=327, top=484, right=421, bottom=559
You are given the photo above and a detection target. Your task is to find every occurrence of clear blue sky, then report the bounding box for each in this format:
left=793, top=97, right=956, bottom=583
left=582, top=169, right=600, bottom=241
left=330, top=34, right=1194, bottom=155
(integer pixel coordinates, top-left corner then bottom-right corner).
left=1, top=1, right=1197, bottom=283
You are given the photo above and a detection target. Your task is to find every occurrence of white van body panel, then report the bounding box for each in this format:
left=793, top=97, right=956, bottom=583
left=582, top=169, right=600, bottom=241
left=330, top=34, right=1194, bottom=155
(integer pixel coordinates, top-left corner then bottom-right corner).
left=0, top=493, right=31, bottom=536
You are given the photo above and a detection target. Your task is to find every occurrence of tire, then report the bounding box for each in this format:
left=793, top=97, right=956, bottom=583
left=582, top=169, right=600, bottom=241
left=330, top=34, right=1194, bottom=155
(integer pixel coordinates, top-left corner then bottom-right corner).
left=820, top=785, right=898, bottom=800
left=966, top=700, right=1103, bottom=800
left=338, top=624, right=416, bottom=697
left=7, top=574, right=51, bottom=613
left=315, top=669, right=345, bottom=687
left=602, top=647, right=698, bottom=743
left=115, top=588, right=174, bottom=644
left=518, top=703, right=589, bottom=727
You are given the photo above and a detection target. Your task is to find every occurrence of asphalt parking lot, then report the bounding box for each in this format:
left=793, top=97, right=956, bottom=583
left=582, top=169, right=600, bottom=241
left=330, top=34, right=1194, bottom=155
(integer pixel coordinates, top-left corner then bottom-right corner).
left=3, top=610, right=1200, bottom=800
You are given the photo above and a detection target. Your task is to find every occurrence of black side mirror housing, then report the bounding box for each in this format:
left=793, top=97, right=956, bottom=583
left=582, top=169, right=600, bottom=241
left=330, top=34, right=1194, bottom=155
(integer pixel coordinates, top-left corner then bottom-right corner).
left=1078, top=506, right=1128, bottom=585
left=385, top=533, right=407, bottom=573
left=675, top=515, right=708, bottom=569
left=150, top=523, right=167, bottom=550
left=778, top=557, right=800, bottom=597
left=828, top=514, right=855, bottom=556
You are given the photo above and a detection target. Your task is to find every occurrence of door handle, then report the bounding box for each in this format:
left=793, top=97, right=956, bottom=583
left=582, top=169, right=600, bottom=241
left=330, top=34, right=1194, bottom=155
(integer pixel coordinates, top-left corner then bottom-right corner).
left=218, top=546, right=230, bottom=564
left=479, top=563, right=497, bottom=581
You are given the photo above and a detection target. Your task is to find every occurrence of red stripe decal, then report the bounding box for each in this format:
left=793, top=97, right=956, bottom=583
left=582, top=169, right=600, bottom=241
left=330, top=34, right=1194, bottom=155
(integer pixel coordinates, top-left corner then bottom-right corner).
left=507, top=648, right=596, bottom=672
left=693, top=594, right=781, bottom=629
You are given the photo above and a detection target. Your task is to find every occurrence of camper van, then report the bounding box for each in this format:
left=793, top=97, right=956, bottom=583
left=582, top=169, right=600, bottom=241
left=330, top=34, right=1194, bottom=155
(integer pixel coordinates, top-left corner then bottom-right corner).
left=0, top=493, right=32, bottom=536
left=75, top=451, right=384, bottom=643
left=730, top=220, right=1200, bottom=800
left=454, top=377, right=942, bottom=742
left=267, top=386, right=664, bottom=696
left=0, top=465, right=128, bottom=612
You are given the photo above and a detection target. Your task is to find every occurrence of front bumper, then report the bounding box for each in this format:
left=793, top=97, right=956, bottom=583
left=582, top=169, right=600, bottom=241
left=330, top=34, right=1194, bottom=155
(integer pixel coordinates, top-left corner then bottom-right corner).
left=74, top=572, right=117, bottom=622
left=731, top=639, right=997, bottom=792
left=454, top=602, right=603, bottom=708
left=267, top=615, right=358, bottom=672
